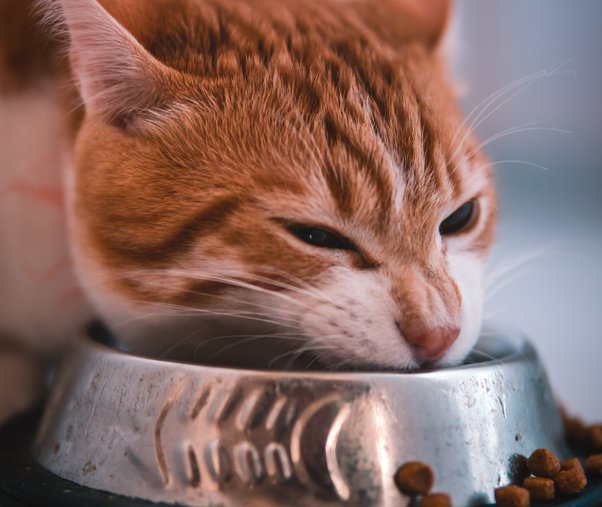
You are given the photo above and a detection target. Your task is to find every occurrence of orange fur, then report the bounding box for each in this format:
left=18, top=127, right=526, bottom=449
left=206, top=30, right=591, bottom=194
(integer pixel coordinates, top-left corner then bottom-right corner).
left=2, top=0, right=497, bottom=377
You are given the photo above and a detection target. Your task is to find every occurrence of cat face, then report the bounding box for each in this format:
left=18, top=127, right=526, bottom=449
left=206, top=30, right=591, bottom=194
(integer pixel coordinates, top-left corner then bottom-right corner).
left=56, top=0, right=496, bottom=369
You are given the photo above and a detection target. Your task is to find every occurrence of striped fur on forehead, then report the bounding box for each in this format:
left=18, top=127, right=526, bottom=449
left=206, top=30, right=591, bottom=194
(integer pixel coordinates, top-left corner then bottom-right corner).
left=64, top=0, right=495, bottom=301
left=101, top=0, right=471, bottom=190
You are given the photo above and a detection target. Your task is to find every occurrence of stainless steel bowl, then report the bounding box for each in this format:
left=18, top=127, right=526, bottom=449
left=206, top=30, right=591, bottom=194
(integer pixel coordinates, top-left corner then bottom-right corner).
left=32, top=330, right=569, bottom=506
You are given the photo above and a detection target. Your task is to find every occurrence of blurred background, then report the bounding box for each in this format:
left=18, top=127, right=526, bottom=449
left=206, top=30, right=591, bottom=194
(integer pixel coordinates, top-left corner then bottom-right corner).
left=453, top=1, right=602, bottom=419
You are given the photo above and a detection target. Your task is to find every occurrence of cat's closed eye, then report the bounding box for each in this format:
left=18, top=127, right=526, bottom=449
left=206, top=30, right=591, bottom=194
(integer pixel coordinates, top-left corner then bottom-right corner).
left=439, top=200, right=479, bottom=236
left=287, top=225, right=356, bottom=251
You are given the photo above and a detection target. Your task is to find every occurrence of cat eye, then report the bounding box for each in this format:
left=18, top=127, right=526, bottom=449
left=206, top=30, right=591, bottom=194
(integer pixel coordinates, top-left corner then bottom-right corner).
left=439, top=200, right=478, bottom=236
left=288, top=226, right=355, bottom=251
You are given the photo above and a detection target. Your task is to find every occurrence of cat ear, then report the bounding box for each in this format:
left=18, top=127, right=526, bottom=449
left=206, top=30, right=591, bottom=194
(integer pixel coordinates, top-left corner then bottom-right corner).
left=52, top=0, right=176, bottom=127
left=400, top=0, right=451, bottom=47
left=355, top=0, right=451, bottom=49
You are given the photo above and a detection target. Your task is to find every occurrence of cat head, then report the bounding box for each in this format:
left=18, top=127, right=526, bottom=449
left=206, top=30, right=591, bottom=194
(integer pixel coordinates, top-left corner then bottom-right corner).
left=53, top=0, right=496, bottom=369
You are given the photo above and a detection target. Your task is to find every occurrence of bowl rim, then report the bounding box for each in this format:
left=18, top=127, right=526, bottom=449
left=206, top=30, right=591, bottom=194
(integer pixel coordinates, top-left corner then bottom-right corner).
left=77, top=326, right=536, bottom=382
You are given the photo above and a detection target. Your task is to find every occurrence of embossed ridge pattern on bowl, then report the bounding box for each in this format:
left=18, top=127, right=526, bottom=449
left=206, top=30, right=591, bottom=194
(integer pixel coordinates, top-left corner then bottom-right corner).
left=32, top=330, right=569, bottom=507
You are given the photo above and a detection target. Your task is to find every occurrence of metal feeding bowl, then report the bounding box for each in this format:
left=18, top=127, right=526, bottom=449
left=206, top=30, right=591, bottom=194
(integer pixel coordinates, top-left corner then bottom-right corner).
left=32, top=329, right=569, bottom=506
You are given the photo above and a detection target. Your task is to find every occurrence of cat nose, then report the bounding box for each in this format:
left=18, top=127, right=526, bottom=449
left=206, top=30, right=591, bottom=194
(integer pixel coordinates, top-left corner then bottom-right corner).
left=396, top=322, right=460, bottom=364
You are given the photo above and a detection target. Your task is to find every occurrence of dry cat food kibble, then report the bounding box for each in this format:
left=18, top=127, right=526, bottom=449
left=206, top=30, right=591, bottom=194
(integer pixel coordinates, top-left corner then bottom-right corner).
left=561, top=408, right=602, bottom=452
left=554, top=466, right=587, bottom=495
left=394, top=429, right=602, bottom=507
left=584, top=454, right=602, bottom=476
left=526, top=448, right=561, bottom=478
left=494, top=446, right=594, bottom=505
left=560, top=407, right=589, bottom=449
left=494, top=485, right=530, bottom=507
left=394, top=461, right=434, bottom=496
left=522, top=476, right=554, bottom=502
left=589, top=424, right=602, bottom=451
left=560, top=457, right=583, bottom=471
left=420, top=492, right=452, bottom=507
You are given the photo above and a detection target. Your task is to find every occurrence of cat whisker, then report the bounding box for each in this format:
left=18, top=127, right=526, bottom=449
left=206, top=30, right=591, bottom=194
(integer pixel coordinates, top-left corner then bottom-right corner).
left=468, top=349, right=506, bottom=369
left=476, top=159, right=550, bottom=172
left=484, top=242, right=567, bottom=300
left=202, top=330, right=335, bottom=366
left=451, top=68, right=547, bottom=150
left=158, top=326, right=206, bottom=359
left=162, top=268, right=319, bottom=308
left=484, top=271, right=532, bottom=302
left=193, top=330, right=304, bottom=356
left=157, top=323, right=305, bottom=360
left=203, top=268, right=333, bottom=305
left=468, top=348, right=496, bottom=360
left=267, top=343, right=339, bottom=370
left=104, top=268, right=331, bottom=346
left=132, top=301, right=308, bottom=361
left=136, top=267, right=336, bottom=315
left=248, top=266, right=336, bottom=302
left=265, top=329, right=361, bottom=368
left=465, top=61, right=575, bottom=142
left=108, top=307, right=194, bottom=330
left=201, top=335, right=279, bottom=364
left=115, top=267, right=306, bottom=312
left=134, top=300, right=303, bottom=329
left=172, top=286, right=309, bottom=321
left=465, top=122, right=571, bottom=161
left=450, top=61, right=573, bottom=162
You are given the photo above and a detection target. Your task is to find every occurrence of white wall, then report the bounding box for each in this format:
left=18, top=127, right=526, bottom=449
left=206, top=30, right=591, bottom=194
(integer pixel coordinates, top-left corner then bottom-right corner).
left=452, top=1, right=602, bottom=420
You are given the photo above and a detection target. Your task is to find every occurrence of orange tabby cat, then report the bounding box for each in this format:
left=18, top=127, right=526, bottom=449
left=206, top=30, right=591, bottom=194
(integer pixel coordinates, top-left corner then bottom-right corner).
left=0, top=0, right=496, bottom=423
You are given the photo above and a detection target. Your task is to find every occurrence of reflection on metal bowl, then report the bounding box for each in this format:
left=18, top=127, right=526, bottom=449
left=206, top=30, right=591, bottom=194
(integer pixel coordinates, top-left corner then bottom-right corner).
left=32, top=329, right=569, bottom=506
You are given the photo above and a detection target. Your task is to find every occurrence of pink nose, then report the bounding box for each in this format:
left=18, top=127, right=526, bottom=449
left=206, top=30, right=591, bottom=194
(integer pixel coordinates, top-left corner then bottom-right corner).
left=397, top=322, right=461, bottom=364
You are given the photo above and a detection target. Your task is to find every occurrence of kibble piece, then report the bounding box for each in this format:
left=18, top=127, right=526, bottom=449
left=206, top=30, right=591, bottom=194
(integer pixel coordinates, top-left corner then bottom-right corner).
left=494, top=485, right=530, bottom=507
left=584, top=454, right=602, bottom=477
left=561, top=412, right=589, bottom=449
left=554, top=467, right=587, bottom=495
left=561, top=457, right=583, bottom=472
left=421, top=492, right=452, bottom=507
left=527, top=448, right=561, bottom=478
left=589, top=424, right=602, bottom=451
left=523, top=476, right=554, bottom=502
left=394, top=461, right=434, bottom=495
